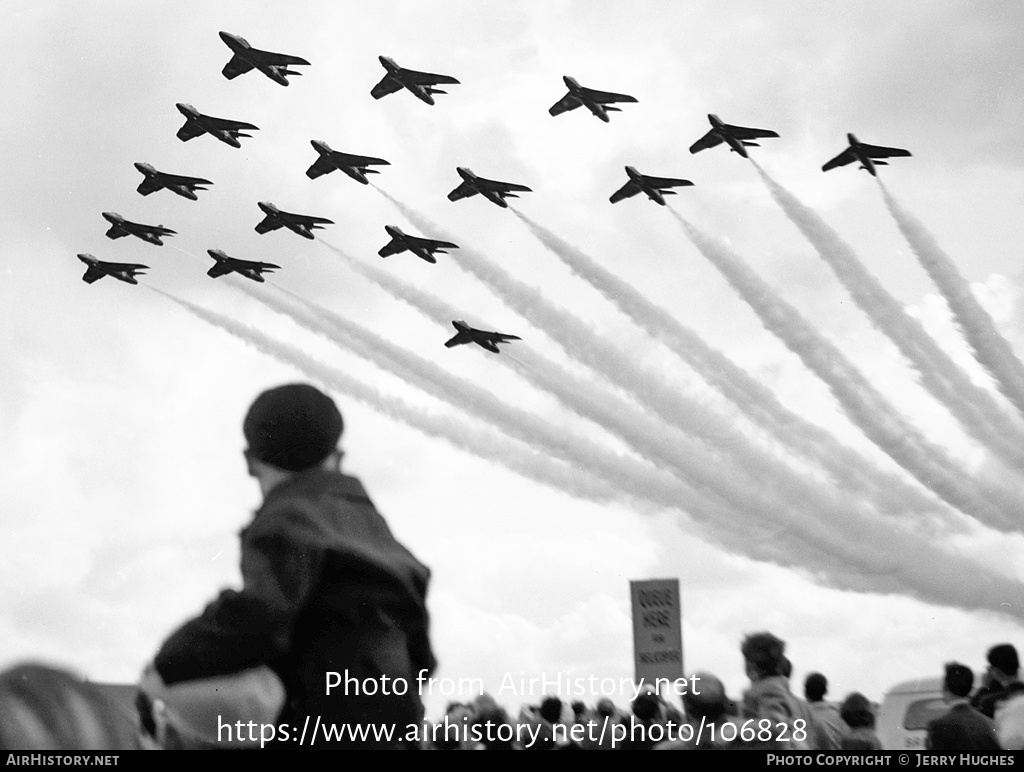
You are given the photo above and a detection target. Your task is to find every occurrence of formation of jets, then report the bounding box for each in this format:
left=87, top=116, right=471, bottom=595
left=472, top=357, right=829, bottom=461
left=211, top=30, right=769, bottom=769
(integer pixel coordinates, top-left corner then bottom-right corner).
left=371, top=56, right=460, bottom=105
left=176, top=103, right=259, bottom=149
left=206, top=249, right=280, bottom=283
left=84, top=31, right=917, bottom=358
left=549, top=76, right=638, bottom=123
left=378, top=226, right=459, bottom=264
left=218, top=32, right=309, bottom=87
left=306, top=140, right=390, bottom=185
left=448, top=167, right=532, bottom=209
left=689, top=113, right=780, bottom=159
left=255, top=202, right=333, bottom=240
left=134, top=163, right=212, bottom=201
left=610, top=166, right=694, bottom=206
left=78, top=254, right=149, bottom=285
left=102, top=212, right=176, bottom=245
left=822, top=133, right=912, bottom=177
left=444, top=321, right=522, bottom=354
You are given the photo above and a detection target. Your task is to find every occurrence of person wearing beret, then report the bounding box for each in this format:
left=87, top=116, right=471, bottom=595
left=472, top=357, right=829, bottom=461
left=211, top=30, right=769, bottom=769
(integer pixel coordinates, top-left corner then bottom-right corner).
left=146, top=383, right=436, bottom=749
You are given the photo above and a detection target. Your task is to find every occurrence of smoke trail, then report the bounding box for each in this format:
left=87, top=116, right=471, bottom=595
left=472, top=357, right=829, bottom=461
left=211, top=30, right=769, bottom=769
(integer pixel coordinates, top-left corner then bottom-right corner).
left=147, top=287, right=628, bottom=508
left=753, top=161, right=1024, bottom=469
left=880, top=181, right=1024, bottom=421
left=153, top=289, right=1024, bottom=620
left=670, top=209, right=1020, bottom=533
left=514, top=210, right=944, bottom=521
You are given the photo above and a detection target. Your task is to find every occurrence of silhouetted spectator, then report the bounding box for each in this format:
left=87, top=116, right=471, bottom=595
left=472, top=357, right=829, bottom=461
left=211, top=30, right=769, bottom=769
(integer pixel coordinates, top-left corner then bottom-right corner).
left=926, top=663, right=999, bottom=751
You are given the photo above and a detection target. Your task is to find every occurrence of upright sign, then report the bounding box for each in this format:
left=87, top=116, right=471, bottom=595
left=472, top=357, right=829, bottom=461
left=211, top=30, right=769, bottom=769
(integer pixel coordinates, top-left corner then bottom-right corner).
left=630, top=578, right=683, bottom=685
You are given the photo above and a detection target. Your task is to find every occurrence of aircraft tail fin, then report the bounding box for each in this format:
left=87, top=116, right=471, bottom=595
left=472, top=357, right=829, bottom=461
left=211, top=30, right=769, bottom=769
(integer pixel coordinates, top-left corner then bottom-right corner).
left=742, top=141, right=760, bottom=147
left=874, top=160, right=889, bottom=166
left=605, top=106, right=621, bottom=112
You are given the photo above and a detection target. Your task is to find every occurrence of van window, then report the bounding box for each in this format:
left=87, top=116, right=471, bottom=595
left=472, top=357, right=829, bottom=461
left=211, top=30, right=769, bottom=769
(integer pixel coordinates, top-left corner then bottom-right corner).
left=903, top=697, right=947, bottom=730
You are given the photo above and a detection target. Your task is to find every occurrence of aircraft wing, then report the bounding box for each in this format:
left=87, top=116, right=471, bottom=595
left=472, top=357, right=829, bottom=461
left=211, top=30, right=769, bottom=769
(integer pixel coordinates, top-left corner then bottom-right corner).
left=549, top=92, right=581, bottom=116
left=609, top=180, right=642, bottom=203
left=645, top=175, right=694, bottom=189
left=164, top=172, right=212, bottom=187
left=105, top=225, right=129, bottom=239
left=337, top=152, right=389, bottom=168
left=689, top=130, right=724, bottom=154
left=494, top=333, right=522, bottom=342
left=723, top=123, right=779, bottom=140
left=207, top=262, right=234, bottom=278
left=486, top=179, right=532, bottom=194
left=447, top=181, right=476, bottom=202
left=222, top=55, right=255, bottom=80
left=378, top=238, right=405, bottom=257
left=405, top=69, right=459, bottom=86
left=444, top=331, right=474, bottom=348
left=82, top=266, right=106, bottom=284
left=581, top=87, right=637, bottom=105
left=176, top=122, right=206, bottom=142
left=137, top=177, right=163, bottom=196
left=370, top=76, right=403, bottom=99
left=822, top=148, right=857, bottom=172
left=410, top=235, right=458, bottom=250
left=306, top=155, right=336, bottom=179
left=291, top=213, right=334, bottom=226
left=209, top=116, right=259, bottom=132
left=255, top=215, right=282, bottom=234
left=860, top=143, right=911, bottom=159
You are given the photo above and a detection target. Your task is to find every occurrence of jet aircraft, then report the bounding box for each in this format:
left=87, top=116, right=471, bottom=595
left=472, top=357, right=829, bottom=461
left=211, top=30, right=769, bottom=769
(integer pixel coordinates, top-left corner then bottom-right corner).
left=306, top=140, right=389, bottom=184
left=609, top=166, right=694, bottom=206
left=689, top=114, right=779, bottom=159
left=206, top=249, right=280, bottom=283
left=371, top=56, right=460, bottom=105
left=822, top=133, right=911, bottom=177
left=378, top=225, right=458, bottom=264
left=548, top=76, right=638, bottom=123
left=444, top=320, right=521, bottom=354
left=134, top=163, right=212, bottom=200
left=77, top=254, right=148, bottom=285
left=218, top=31, right=309, bottom=86
left=102, top=212, right=176, bottom=245
left=255, top=202, right=333, bottom=240
left=175, top=103, right=259, bottom=149
left=447, top=167, right=532, bottom=209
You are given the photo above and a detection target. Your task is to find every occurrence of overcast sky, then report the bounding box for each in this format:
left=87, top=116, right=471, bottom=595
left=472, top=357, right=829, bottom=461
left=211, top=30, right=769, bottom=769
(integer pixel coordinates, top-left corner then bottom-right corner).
left=3, top=0, right=1024, bottom=718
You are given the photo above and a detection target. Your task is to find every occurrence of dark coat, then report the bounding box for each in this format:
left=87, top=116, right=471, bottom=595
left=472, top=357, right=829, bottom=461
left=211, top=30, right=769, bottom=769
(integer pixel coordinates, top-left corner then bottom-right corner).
left=154, top=469, right=436, bottom=748
left=926, top=702, right=1000, bottom=751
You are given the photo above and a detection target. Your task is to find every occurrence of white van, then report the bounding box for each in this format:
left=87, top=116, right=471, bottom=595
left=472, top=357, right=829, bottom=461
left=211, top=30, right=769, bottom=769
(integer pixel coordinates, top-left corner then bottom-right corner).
left=876, top=677, right=947, bottom=750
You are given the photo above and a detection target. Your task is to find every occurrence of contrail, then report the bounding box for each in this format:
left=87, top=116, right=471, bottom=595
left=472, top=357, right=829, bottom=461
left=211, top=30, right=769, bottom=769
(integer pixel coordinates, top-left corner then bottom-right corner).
left=514, top=210, right=944, bottom=521
left=880, top=180, right=1024, bottom=421
left=153, top=287, right=1024, bottom=619
left=670, top=208, right=1021, bottom=534
left=377, top=191, right=985, bottom=533
left=147, top=286, right=630, bottom=509
left=753, top=161, right=1024, bottom=470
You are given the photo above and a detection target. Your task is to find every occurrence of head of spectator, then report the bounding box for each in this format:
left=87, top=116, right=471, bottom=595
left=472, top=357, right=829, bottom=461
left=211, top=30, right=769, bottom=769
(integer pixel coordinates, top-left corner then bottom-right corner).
left=595, top=697, right=617, bottom=719
left=538, top=695, right=563, bottom=725
left=988, top=644, right=1020, bottom=685
left=682, top=672, right=729, bottom=723
left=839, top=692, right=876, bottom=729
left=942, top=662, right=974, bottom=701
left=243, top=383, right=345, bottom=495
left=631, top=689, right=661, bottom=723
left=741, top=631, right=787, bottom=680
left=0, top=663, right=138, bottom=750
left=571, top=700, right=586, bottom=722
left=805, top=672, right=828, bottom=703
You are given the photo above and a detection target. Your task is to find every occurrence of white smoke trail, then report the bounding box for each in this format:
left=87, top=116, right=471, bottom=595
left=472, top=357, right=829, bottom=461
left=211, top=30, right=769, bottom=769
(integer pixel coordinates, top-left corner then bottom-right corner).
left=754, top=161, right=1024, bottom=469
left=880, top=181, right=1024, bottom=421
left=154, top=286, right=1024, bottom=619
left=147, top=287, right=629, bottom=508
left=670, top=209, right=1021, bottom=534
left=155, top=276, right=1024, bottom=618
left=514, top=210, right=944, bottom=520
